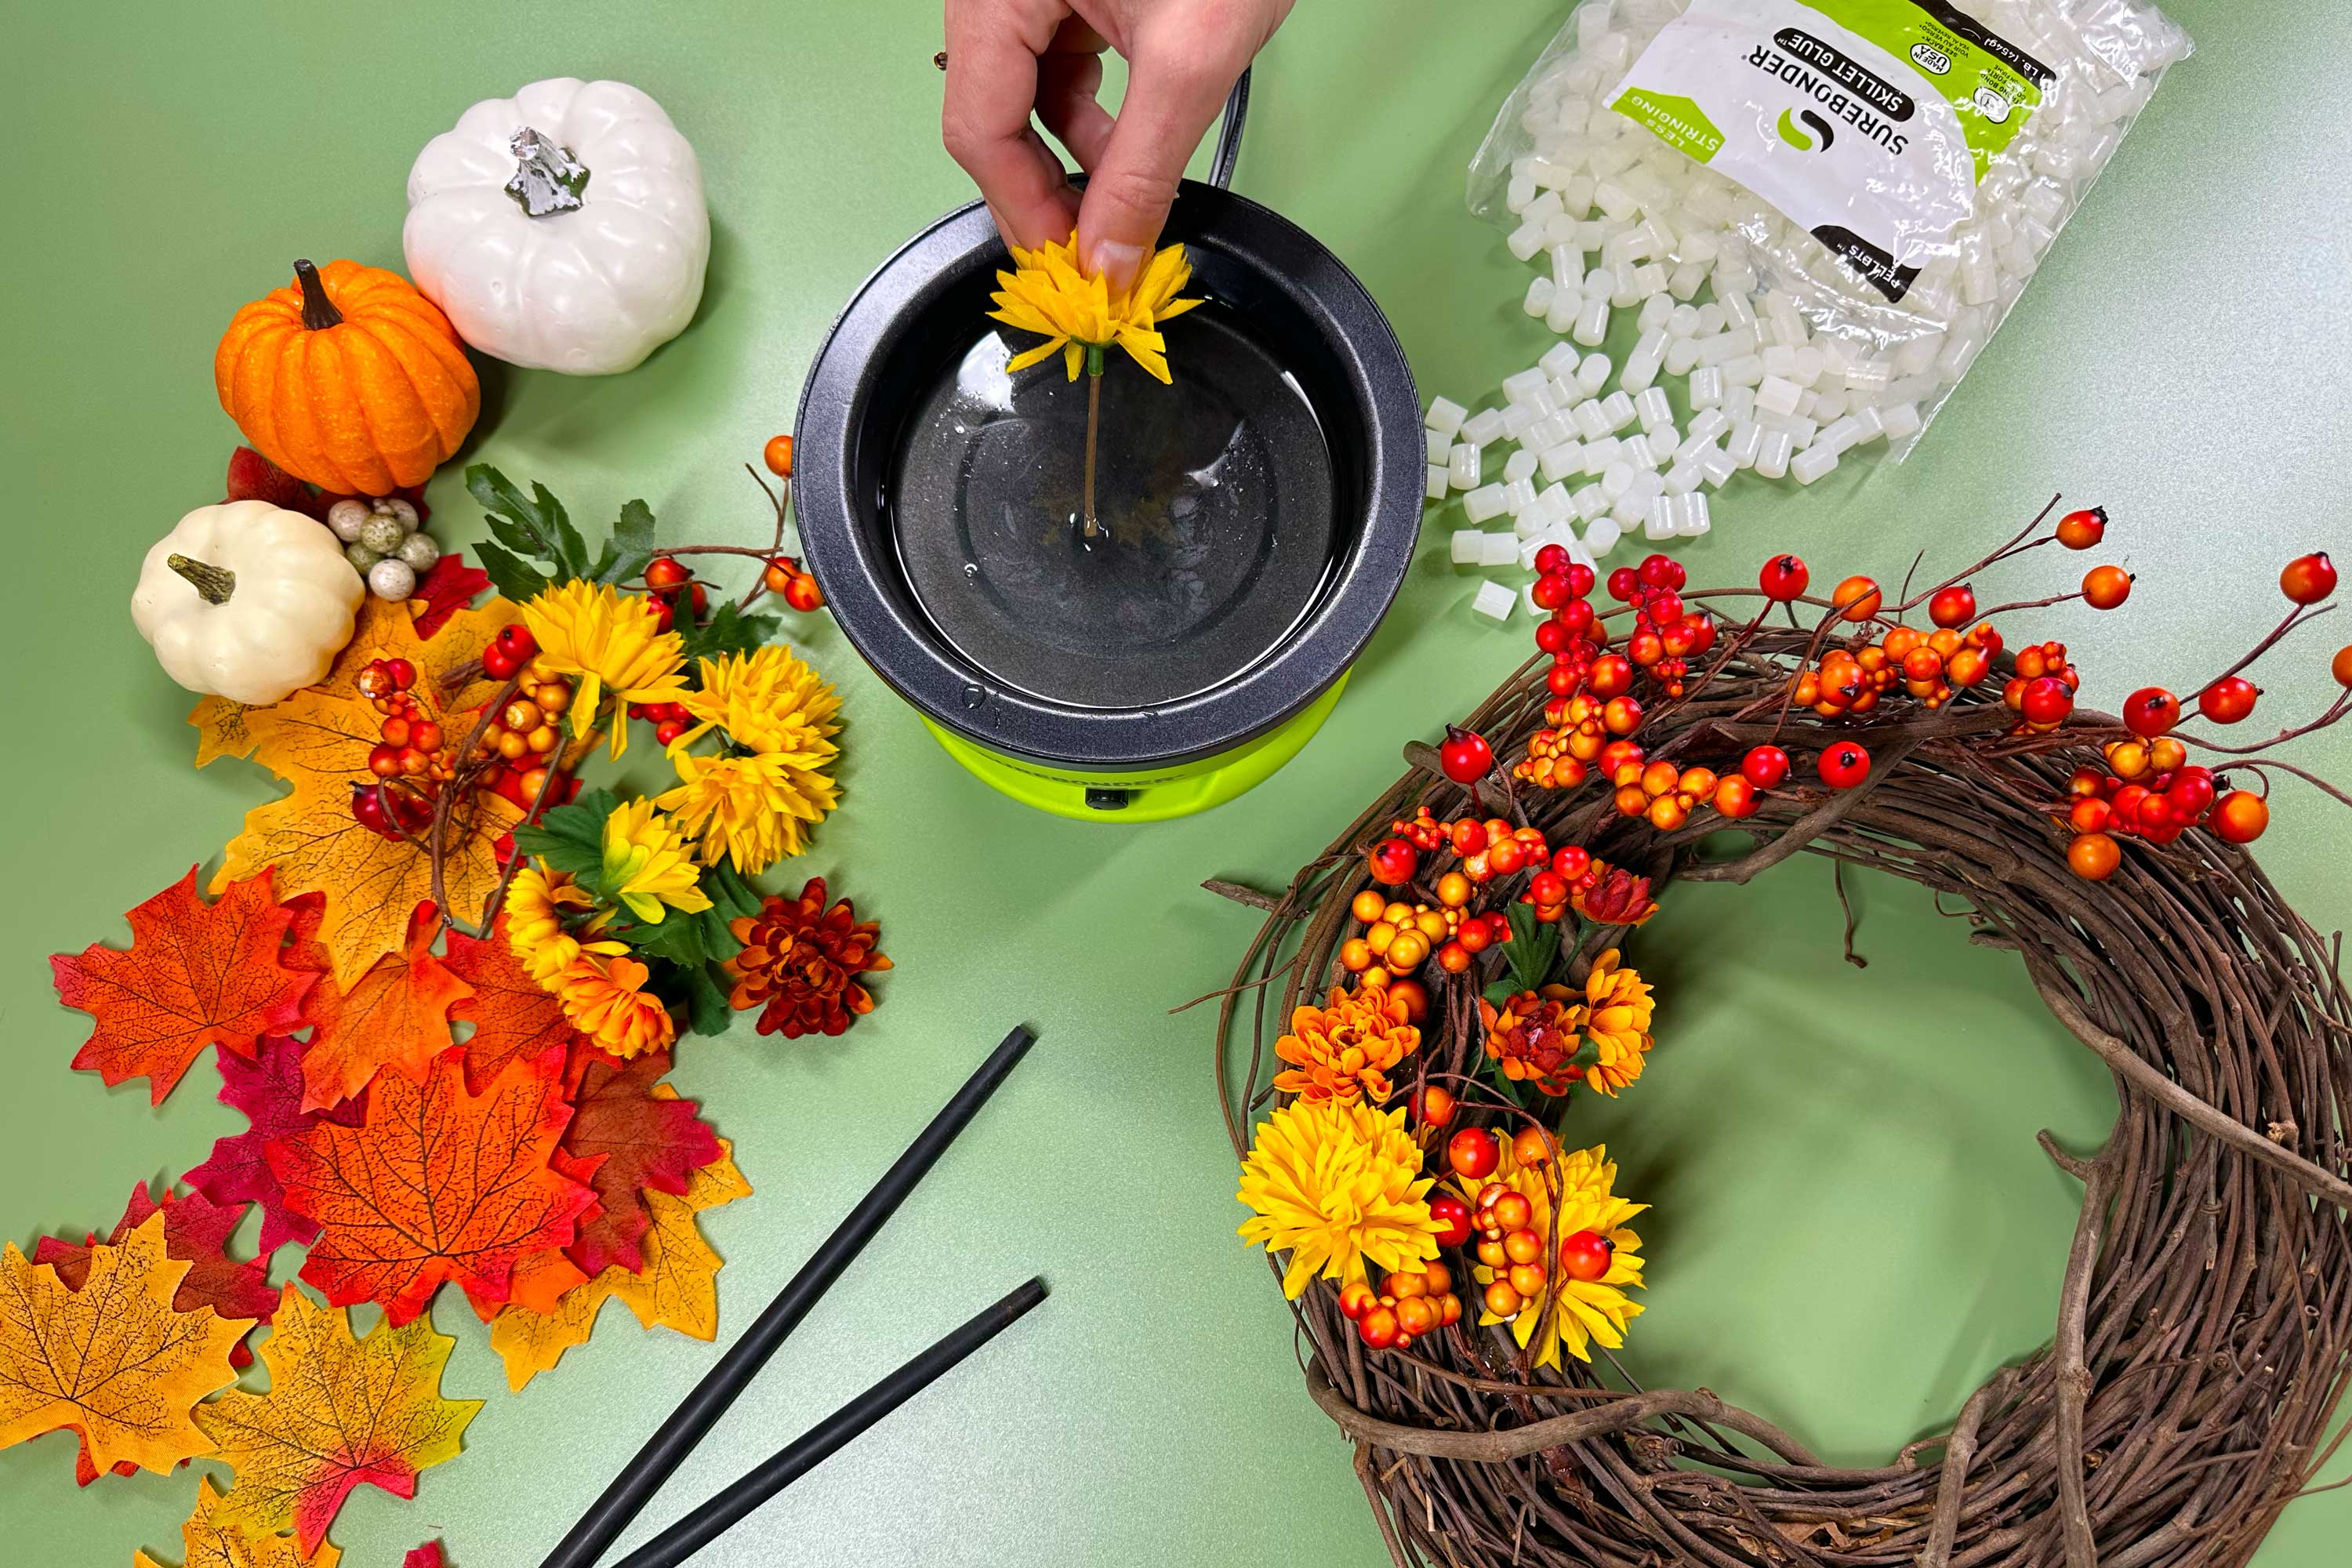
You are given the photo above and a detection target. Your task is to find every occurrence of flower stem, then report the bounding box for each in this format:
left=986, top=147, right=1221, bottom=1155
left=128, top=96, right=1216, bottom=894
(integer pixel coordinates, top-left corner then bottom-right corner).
left=1082, top=346, right=1105, bottom=540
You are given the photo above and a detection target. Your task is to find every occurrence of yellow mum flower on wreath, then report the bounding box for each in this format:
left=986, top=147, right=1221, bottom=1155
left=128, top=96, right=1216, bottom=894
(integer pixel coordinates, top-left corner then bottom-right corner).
left=1579, top=948, right=1657, bottom=1098
left=989, top=230, right=1202, bottom=384
left=1273, top=981, right=1420, bottom=1107
left=658, top=750, right=839, bottom=876
left=601, top=798, right=712, bottom=924
left=1237, top=1099, right=1445, bottom=1298
left=521, top=580, right=688, bottom=758
left=675, top=645, right=842, bottom=760
left=1460, top=1140, right=1647, bottom=1370
left=504, top=865, right=622, bottom=985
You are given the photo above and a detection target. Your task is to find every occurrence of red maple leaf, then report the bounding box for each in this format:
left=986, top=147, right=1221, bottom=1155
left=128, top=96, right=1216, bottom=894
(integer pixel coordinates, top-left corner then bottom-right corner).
left=185, top=1036, right=365, bottom=1254
left=443, top=920, right=583, bottom=1094
left=294, top=901, right=473, bottom=1111
left=557, top=1051, right=720, bottom=1276
left=270, top=1047, right=597, bottom=1324
left=52, top=867, right=317, bottom=1103
left=405, top=1542, right=450, bottom=1568
left=410, top=553, right=492, bottom=640
left=35, top=1181, right=280, bottom=1484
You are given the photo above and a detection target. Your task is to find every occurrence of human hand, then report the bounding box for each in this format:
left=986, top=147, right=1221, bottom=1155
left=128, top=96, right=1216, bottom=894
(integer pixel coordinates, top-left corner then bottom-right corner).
left=942, top=0, right=1294, bottom=291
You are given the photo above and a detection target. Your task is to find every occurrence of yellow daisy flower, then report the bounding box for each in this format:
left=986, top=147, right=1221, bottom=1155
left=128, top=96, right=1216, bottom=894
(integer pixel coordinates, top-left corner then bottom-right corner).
left=1460, top=1140, right=1647, bottom=1370
left=657, top=750, right=838, bottom=875
left=989, top=230, right=1203, bottom=383
left=503, top=865, right=622, bottom=985
left=521, top=581, right=689, bottom=758
left=600, top=798, right=712, bottom=924
left=1579, top=948, right=1656, bottom=1098
left=1236, top=1099, right=1445, bottom=1298
left=676, top=646, right=842, bottom=760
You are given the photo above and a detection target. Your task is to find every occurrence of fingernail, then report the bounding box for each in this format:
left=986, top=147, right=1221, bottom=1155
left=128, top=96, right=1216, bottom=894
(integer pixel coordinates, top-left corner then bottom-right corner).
left=1087, top=241, right=1145, bottom=294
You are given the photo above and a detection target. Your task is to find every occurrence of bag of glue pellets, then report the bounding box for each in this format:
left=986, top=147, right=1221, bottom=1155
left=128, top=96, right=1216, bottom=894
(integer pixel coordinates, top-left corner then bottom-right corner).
left=1459, top=0, right=2192, bottom=495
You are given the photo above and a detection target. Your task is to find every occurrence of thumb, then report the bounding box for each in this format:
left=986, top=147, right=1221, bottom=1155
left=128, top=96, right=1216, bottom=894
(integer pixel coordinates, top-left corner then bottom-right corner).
left=1075, top=59, right=1234, bottom=292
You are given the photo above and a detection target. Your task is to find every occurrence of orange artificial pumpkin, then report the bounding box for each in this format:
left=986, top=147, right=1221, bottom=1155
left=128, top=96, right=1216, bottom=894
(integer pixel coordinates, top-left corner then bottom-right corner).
left=214, top=258, right=478, bottom=495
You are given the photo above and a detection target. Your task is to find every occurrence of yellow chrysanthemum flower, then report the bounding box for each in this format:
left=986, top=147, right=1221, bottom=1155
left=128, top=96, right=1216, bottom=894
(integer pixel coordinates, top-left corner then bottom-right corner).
left=600, top=798, right=712, bottom=925
left=676, top=646, right=842, bottom=760
left=548, top=953, right=675, bottom=1059
left=658, top=750, right=839, bottom=875
left=1461, top=1140, right=1646, bottom=1370
left=521, top=581, right=689, bottom=758
left=1236, top=1099, right=1445, bottom=1298
left=988, top=230, right=1202, bottom=384
left=1579, top=948, right=1656, bottom=1098
left=504, top=865, right=622, bottom=985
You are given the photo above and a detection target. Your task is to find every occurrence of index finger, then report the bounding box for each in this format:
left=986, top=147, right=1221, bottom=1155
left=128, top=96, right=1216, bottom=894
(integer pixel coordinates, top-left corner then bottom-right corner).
left=942, top=3, right=1081, bottom=249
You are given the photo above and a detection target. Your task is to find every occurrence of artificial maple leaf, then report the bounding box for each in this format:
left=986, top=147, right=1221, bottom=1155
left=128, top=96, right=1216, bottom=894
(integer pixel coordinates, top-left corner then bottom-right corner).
left=51, top=867, right=316, bottom=1104
left=490, top=1140, right=751, bottom=1391
left=558, top=1057, right=721, bottom=1276
left=404, top=1544, right=448, bottom=1568
left=134, top=1475, right=343, bottom=1568
left=38, top=1181, right=275, bottom=1359
left=295, top=901, right=473, bottom=1111
left=194, top=1285, right=480, bottom=1558
left=442, top=919, right=583, bottom=1093
left=0, top=1213, right=249, bottom=1475
left=185, top=1037, right=365, bottom=1254
left=408, top=553, right=491, bottom=640
left=192, top=596, right=522, bottom=987
left=269, top=1047, right=597, bottom=1324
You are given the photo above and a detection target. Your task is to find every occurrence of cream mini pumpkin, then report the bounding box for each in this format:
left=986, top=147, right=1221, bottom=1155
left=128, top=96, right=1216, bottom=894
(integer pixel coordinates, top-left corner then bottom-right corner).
left=402, top=78, right=710, bottom=376
left=132, top=501, right=364, bottom=706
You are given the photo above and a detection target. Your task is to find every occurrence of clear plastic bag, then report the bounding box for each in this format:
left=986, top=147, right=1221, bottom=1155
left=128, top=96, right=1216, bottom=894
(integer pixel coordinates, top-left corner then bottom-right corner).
left=1465, top=0, right=2193, bottom=461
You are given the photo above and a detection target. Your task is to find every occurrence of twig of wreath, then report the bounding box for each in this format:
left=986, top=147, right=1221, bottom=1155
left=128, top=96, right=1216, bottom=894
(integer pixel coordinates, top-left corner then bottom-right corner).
left=1206, top=510, right=2352, bottom=1568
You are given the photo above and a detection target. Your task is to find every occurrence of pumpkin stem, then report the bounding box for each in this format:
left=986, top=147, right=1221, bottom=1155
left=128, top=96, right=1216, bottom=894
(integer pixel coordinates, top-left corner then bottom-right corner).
left=168, top=554, right=238, bottom=605
left=292, top=260, right=343, bottom=331
left=505, top=128, right=590, bottom=218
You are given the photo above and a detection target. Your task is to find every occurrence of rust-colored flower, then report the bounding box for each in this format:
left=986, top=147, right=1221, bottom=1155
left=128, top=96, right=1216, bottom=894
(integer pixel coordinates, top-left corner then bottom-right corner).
left=724, top=877, right=891, bottom=1038
left=1273, top=982, right=1419, bottom=1106
left=1478, top=986, right=1585, bottom=1097
left=1570, top=861, right=1659, bottom=927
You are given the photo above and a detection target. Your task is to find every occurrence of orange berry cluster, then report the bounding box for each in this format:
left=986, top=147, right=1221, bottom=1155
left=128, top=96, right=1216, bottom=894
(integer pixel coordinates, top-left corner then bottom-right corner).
left=2060, top=739, right=2265, bottom=879
left=1467, top=1180, right=1550, bottom=1322
left=1998, top=640, right=2082, bottom=734
left=1610, top=757, right=1742, bottom=831
left=1338, top=1263, right=1465, bottom=1351
left=1340, top=891, right=1454, bottom=978
left=360, top=658, right=450, bottom=784
left=473, top=662, right=572, bottom=805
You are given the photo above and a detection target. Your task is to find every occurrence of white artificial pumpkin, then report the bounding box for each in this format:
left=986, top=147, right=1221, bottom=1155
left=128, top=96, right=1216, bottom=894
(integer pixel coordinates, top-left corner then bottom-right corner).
left=132, top=501, right=365, bottom=706
left=403, top=78, right=710, bottom=376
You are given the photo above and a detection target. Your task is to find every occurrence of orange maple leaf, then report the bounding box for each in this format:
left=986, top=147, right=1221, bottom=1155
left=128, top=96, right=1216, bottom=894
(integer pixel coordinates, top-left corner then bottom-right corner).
left=442, top=917, right=583, bottom=1093
left=490, top=1138, right=752, bottom=1390
left=293, top=901, right=474, bottom=1112
left=135, top=1475, right=343, bottom=1568
left=194, top=1285, right=479, bottom=1558
left=268, top=1047, right=597, bottom=1324
left=49, top=867, right=316, bottom=1105
left=0, top=1213, right=249, bottom=1475
left=192, top=597, right=523, bottom=988
left=558, top=1055, right=721, bottom=1276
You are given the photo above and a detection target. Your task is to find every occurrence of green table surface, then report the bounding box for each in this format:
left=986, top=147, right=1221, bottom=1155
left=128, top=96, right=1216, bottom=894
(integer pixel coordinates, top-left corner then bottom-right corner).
left=5, top=2, right=2349, bottom=1563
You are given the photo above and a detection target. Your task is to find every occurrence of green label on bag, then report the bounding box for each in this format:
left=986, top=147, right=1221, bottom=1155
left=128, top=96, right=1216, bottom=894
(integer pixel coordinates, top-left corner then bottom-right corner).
left=1613, top=89, right=1727, bottom=163
left=1796, top=0, right=2049, bottom=178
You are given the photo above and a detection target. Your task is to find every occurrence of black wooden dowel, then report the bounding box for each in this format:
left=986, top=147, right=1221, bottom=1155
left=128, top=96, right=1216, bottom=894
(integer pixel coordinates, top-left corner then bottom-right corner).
left=613, top=1276, right=1048, bottom=1568
left=539, top=1025, right=1037, bottom=1568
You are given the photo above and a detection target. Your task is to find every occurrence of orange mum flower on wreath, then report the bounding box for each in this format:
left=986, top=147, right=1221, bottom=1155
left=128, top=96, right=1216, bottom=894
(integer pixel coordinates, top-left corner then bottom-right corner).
left=1478, top=986, right=1584, bottom=1097
left=1273, top=982, right=1420, bottom=1106
left=1578, top=948, right=1655, bottom=1098
left=724, top=877, right=891, bottom=1038
left=549, top=953, right=675, bottom=1059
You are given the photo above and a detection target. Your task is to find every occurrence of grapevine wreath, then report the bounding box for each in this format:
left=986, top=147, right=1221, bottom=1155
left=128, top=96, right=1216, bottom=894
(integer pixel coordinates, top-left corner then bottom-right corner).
left=1215, top=503, right=2352, bottom=1568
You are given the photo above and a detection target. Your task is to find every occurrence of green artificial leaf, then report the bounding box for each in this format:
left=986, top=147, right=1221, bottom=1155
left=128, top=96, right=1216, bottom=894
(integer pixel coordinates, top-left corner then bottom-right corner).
left=466, top=466, right=591, bottom=579
left=598, top=499, right=658, bottom=585
left=702, top=861, right=764, bottom=923
left=620, top=913, right=709, bottom=967
left=510, top=788, right=617, bottom=881
left=473, top=540, right=556, bottom=606
left=1501, top=901, right=1555, bottom=997
left=686, top=964, right=733, bottom=1036
left=679, top=601, right=780, bottom=667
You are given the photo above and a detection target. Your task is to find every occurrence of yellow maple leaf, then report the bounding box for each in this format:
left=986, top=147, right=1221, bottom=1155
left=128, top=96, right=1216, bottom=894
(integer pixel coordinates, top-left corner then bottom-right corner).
left=192, top=597, right=524, bottom=986
left=490, top=1134, right=752, bottom=1392
left=0, top=1212, right=248, bottom=1475
left=134, top=1475, right=341, bottom=1568
left=193, top=1285, right=481, bottom=1559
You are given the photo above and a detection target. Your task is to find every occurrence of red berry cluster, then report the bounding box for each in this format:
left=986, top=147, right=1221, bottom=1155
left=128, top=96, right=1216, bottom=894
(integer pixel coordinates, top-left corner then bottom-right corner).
left=630, top=702, right=698, bottom=748
left=761, top=554, right=826, bottom=613
left=644, top=556, right=710, bottom=633
left=1598, top=554, right=1718, bottom=699
left=480, top=621, right=539, bottom=681
left=2001, top=641, right=2082, bottom=734
left=351, top=658, right=447, bottom=841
